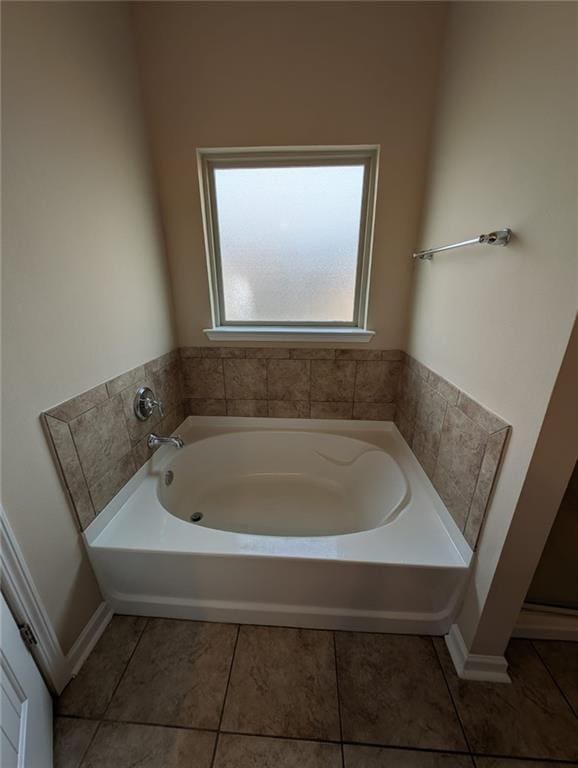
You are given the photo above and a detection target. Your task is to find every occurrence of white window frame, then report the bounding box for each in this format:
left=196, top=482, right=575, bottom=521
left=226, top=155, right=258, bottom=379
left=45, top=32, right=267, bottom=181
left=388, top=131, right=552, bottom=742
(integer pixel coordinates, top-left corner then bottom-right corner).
left=197, top=145, right=379, bottom=342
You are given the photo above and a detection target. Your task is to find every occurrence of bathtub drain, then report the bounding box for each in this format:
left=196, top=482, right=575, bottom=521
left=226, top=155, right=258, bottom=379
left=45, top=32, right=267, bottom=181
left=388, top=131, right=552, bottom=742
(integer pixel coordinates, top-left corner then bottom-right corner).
left=190, top=512, right=203, bottom=523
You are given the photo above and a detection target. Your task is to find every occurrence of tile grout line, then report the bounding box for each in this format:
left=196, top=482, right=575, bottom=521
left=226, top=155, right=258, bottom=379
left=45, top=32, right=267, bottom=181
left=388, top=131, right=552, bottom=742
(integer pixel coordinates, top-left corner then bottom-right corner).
left=530, top=640, right=578, bottom=719
left=77, top=719, right=104, bottom=768
left=100, top=617, right=149, bottom=720
left=332, top=631, right=346, bottom=768
left=210, top=623, right=241, bottom=768
left=56, top=715, right=578, bottom=764
left=429, top=636, right=474, bottom=756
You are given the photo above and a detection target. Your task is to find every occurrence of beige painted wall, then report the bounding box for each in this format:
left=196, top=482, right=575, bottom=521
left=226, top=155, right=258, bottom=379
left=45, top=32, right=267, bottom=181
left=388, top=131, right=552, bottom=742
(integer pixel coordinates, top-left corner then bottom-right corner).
left=131, top=0, right=447, bottom=348
left=1, top=1, right=176, bottom=651
left=407, top=2, right=577, bottom=654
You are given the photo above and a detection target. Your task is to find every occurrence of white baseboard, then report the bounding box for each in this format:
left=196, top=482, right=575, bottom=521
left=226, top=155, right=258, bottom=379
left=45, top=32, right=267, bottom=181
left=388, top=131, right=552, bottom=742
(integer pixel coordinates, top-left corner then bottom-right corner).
left=1, top=505, right=113, bottom=693
left=513, top=606, right=578, bottom=640
left=445, top=623, right=511, bottom=683
left=1, top=507, right=70, bottom=692
left=66, top=601, right=113, bottom=677
left=108, top=592, right=454, bottom=635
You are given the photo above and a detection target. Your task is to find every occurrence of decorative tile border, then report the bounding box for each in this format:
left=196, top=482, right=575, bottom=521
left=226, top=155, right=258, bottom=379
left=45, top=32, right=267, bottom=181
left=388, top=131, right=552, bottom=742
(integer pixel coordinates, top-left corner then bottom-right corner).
left=180, top=347, right=402, bottom=421
left=395, top=354, right=510, bottom=548
left=42, top=350, right=183, bottom=531
left=42, top=344, right=509, bottom=548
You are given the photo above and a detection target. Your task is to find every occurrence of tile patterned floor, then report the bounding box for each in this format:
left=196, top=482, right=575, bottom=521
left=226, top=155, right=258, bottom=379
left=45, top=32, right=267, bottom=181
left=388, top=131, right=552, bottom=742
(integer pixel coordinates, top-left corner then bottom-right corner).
left=54, top=617, right=578, bottom=768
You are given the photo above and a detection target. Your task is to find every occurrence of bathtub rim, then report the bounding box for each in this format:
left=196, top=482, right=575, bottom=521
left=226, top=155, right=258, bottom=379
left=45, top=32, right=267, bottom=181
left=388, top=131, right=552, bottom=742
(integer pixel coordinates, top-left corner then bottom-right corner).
left=84, top=416, right=472, bottom=567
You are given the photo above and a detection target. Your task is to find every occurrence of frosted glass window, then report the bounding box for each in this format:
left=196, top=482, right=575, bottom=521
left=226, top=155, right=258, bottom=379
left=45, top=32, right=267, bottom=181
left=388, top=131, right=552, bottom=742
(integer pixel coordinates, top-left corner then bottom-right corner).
left=199, top=148, right=378, bottom=329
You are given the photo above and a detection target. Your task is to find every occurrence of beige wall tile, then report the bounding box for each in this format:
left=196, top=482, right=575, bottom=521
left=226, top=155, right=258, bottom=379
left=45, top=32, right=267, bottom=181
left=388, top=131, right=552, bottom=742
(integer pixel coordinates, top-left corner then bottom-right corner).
left=159, top=404, right=185, bottom=436
left=133, top=434, right=157, bottom=470
left=412, top=430, right=439, bottom=479
left=224, top=359, right=267, bottom=399
left=406, top=355, right=430, bottom=383
left=152, top=360, right=182, bottom=413
left=436, top=406, right=488, bottom=503
left=88, top=451, right=136, bottom=513
left=226, top=400, right=268, bottom=417
left=119, top=370, right=161, bottom=445
left=180, top=347, right=203, bottom=358
left=290, top=349, right=335, bottom=360
left=44, top=416, right=95, bottom=530
left=245, top=348, right=290, bottom=359
left=381, top=349, right=404, bottom=361
left=457, top=391, right=508, bottom=434
left=394, top=407, right=415, bottom=444
left=185, top=398, right=226, bottom=416
left=267, top=360, right=310, bottom=401
left=432, top=463, right=471, bottom=530
left=182, top=358, right=225, bottom=399
left=353, top=402, right=396, bottom=421
left=412, top=384, right=448, bottom=478
left=310, top=360, right=355, bottom=402
left=354, top=361, right=401, bottom=403
left=69, top=396, right=132, bottom=485
left=427, top=369, right=460, bottom=406
left=144, top=350, right=179, bottom=373
left=310, top=402, right=353, bottom=419
left=268, top=401, right=310, bottom=419
left=335, top=349, right=383, bottom=360
left=396, top=366, right=422, bottom=423
left=201, top=347, right=246, bottom=358
left=106, top=365, right=146, bottom=398
left=464, top=428, right=510, bottom=547
left=47, top=383, right=109, bottom=422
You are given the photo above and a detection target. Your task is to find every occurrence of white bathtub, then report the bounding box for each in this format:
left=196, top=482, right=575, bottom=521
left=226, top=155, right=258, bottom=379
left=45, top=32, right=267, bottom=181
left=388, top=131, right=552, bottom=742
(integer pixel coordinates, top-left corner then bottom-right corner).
left=86, top=417, right=472, bottom=634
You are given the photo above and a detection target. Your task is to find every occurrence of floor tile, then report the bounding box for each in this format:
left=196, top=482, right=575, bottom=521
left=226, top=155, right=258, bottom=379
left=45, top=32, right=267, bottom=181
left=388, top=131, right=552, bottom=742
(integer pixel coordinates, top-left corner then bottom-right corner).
left=57, top=616, right=146, bottom=717
left=80, top=722, right=215, bottom=768
left=221, top=625, right=340, bottom=740
left=106, top=618, right=238, bottom=728
left=336, top=633, right=466, bottom=751
left=54, top=717, right=99, bottom=768
left=474, top=759, right=566, bottom=767
left=434, top=637, right=578, bottom=761
left=344, top=745, right=473, bottom=767
left=532, top=640, right=578, bottom=715
left=213, top=733, right=341, bottom=767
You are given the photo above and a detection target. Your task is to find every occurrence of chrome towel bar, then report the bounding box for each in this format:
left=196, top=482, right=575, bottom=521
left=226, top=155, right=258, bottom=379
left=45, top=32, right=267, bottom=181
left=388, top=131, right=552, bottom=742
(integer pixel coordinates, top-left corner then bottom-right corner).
left=413, top=228, right=512, bottom=260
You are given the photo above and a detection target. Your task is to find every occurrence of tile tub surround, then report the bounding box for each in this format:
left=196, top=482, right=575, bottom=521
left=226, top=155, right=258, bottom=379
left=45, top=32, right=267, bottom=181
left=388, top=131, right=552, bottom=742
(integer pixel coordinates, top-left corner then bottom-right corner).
left=42, top=343, right=509, bottom=548
left=42, top=350, right=184, bottom=531
left=181, top=346, right=403, bottom=421
left=395, top=355, right=510, bottom=549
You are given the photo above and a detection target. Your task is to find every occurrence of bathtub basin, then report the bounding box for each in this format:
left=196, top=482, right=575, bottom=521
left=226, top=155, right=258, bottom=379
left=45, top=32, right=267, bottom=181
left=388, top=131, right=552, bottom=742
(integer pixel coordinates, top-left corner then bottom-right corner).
left=86, top=416, right=472, bottom=635
left=160, top=431, right=408, bottom=536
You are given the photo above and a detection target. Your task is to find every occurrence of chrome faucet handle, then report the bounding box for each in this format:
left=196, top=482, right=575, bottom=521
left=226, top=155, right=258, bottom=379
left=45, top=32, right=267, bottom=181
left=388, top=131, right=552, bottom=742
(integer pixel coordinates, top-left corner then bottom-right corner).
left=134, top=387, right=164, bottom=421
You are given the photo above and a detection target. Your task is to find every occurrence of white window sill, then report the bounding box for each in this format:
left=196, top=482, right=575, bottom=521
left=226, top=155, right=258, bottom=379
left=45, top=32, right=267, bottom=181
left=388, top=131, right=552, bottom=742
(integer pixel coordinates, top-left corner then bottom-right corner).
left=204, top=326, right=375, bottom=343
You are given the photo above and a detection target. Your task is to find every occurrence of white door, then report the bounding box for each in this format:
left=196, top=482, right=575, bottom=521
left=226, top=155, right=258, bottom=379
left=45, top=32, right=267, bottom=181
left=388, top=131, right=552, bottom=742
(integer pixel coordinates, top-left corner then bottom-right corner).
left=1, top=593, right=53, bottom=768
